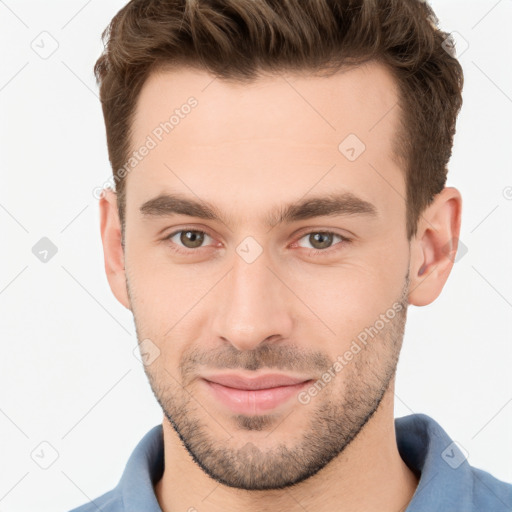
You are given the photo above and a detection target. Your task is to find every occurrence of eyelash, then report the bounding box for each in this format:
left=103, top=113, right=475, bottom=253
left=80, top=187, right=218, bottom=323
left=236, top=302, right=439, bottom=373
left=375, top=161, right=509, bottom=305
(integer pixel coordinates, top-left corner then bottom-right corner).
left=163, top=228, right=351, bottom=257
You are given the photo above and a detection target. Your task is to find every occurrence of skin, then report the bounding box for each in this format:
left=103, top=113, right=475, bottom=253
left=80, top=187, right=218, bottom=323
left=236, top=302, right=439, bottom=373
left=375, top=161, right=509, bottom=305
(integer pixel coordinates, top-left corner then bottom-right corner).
left=100, top=61, right=462, bottom=512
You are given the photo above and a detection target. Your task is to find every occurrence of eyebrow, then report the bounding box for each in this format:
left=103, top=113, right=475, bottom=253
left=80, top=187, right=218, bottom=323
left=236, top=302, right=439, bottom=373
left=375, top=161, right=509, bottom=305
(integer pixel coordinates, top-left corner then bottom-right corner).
left=139, top=191, right=378, bottom=228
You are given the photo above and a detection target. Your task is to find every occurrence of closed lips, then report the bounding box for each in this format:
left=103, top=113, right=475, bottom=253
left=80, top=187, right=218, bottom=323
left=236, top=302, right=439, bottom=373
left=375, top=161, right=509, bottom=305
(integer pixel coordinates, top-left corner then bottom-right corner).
left=202, top=374, right=313, bottom=390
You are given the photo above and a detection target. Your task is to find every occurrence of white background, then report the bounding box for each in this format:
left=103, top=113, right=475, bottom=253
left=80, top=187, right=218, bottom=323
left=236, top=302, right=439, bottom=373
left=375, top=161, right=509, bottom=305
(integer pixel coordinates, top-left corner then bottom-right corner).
left=0, top=1, right=511, bottom=511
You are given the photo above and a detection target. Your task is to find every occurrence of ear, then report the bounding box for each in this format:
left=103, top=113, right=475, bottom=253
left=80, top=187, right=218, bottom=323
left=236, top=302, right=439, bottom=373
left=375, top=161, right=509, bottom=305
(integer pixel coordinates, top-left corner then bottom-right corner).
left=99, top=188, right=131, bottom=310
left=408, top=186, right=463, bottom=307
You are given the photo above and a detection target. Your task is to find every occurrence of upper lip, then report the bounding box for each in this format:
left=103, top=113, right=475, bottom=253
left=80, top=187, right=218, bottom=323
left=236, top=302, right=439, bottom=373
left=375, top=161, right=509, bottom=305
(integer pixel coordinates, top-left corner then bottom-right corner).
left=202, top=373, right=312, bottom=390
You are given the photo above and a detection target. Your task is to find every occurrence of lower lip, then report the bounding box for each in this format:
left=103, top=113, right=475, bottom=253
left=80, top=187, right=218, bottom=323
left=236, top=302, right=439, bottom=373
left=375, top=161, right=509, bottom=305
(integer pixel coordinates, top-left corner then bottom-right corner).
left=202, top=379, right=311, bottom=415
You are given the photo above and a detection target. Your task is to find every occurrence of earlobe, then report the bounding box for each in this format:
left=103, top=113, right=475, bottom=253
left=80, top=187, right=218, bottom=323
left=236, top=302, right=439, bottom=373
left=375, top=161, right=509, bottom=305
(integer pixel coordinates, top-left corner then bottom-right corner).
left=408, top=187, right=463, bottom=307
left=99, top=188, right=131, bottom=310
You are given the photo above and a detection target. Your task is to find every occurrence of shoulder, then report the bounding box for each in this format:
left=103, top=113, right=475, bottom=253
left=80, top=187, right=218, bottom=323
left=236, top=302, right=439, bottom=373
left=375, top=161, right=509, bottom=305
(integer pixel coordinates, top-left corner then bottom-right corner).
left=66, top=424, right=164, bottom=512
left=67, top=489, right=122, bottom=512
left=470, top=465, right=512, bottom=511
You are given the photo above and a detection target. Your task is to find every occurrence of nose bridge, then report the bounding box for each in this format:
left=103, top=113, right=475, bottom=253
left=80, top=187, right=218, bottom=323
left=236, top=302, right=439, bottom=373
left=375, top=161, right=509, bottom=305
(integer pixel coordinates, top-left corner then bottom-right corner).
left=212, top=246, right=293, bottom=350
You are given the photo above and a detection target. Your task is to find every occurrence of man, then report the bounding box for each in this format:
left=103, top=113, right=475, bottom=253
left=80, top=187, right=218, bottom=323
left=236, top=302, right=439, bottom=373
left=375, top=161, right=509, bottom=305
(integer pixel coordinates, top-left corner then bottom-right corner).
left=70, top=0, right=512, bottom=511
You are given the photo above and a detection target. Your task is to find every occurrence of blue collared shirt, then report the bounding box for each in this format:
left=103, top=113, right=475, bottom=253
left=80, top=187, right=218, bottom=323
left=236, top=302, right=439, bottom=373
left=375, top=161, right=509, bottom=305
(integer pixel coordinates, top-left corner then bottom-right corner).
left=68, top=413, right=512, bottom=511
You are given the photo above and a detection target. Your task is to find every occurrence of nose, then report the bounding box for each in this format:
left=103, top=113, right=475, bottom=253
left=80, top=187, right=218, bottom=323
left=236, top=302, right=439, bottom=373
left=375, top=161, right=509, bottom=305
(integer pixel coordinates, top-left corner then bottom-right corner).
left=211, top=248, right=294, bottom=352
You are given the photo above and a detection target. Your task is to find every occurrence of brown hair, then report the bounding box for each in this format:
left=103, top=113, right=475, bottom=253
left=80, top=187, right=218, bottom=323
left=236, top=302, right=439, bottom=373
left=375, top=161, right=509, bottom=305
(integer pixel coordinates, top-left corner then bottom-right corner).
left=94, top=0, right=464, bottom=241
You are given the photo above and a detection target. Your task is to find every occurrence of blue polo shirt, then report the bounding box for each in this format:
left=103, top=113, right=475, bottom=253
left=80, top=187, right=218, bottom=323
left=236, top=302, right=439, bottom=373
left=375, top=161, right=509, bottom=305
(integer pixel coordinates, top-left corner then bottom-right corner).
left=68, top=413, right=512, bottom=511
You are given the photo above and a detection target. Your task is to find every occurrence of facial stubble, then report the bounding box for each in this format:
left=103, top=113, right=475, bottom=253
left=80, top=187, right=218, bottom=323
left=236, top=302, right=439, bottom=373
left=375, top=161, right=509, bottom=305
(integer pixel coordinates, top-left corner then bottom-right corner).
left=128, top=270, right=410, bottom=491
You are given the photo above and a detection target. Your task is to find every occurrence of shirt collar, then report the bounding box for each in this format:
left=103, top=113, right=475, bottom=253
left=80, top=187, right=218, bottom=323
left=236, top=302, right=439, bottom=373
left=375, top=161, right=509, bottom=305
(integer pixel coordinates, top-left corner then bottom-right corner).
left=396, top=413, right=473, bottom=511
left=115, top=413, right=477, bottom=511
left=119, top=424, right=164, bottom=512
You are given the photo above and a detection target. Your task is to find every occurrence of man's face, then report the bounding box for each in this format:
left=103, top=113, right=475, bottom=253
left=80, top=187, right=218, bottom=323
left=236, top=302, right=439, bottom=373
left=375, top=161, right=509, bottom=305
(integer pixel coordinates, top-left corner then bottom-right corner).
left=122, top=61, right=411, bottom=490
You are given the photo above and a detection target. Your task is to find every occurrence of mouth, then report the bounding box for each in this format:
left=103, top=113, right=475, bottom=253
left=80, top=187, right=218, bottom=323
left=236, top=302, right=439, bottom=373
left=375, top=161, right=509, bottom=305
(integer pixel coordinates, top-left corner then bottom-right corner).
left=201, top=372, right=313, bottom=390
left=200, top=373, right=314, bottom=414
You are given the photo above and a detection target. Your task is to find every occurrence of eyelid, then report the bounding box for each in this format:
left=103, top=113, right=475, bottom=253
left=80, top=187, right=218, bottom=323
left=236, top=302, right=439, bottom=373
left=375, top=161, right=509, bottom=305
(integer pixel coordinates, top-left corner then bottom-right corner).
left=292, top=225, right=354, bottom=240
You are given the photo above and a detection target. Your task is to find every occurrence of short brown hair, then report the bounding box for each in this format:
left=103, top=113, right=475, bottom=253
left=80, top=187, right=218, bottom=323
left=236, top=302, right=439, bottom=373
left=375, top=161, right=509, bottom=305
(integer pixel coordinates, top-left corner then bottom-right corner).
left=94, top=0, right=464, bottom=241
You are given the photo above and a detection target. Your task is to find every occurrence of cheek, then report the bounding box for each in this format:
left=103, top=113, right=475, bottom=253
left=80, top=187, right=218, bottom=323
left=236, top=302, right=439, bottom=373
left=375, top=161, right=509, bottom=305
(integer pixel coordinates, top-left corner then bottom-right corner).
left=304, top=273, right=374, bottom=334
left=283, top=259, right=403, bottom=342
left=126, top=254, right=215, bottom=346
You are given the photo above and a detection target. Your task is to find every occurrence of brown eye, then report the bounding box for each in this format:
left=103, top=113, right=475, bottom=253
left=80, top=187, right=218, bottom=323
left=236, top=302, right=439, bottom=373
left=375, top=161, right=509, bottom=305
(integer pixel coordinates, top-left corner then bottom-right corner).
left=180, top=230, right=204, bottom=248
left=295, top=231, right=349, bottom=253
left=167, top=230, right=212, bottom=250
left=308, top=232, right=334, bottom=250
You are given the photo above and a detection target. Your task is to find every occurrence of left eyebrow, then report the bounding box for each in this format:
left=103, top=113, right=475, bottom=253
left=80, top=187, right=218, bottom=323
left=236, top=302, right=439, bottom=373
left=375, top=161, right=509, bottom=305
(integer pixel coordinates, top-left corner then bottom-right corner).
left=139, top=191, right=379, bottom=229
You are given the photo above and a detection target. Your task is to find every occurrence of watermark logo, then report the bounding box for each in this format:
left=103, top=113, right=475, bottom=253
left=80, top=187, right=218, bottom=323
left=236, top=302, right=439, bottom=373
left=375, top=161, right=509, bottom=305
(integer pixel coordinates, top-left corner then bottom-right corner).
left=441, top=32, right=469, bottom=58
left=32, top=237, right=58, bottom=263
left=31, top=441, right=59, bottom=469
left=338, top=133, right=366, bottom=162
left=236, top=236, right=263, bottom=264
left=441, top=441, right=469, bottom=469
left=133, top=338, right=161, bottom=366
left=31, top=31, right=59, bottom=60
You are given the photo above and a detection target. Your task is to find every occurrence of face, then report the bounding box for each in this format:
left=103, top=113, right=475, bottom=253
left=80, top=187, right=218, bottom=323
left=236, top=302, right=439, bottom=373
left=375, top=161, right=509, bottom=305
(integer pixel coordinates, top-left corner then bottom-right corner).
left=120, top=61, right=413, bottom=490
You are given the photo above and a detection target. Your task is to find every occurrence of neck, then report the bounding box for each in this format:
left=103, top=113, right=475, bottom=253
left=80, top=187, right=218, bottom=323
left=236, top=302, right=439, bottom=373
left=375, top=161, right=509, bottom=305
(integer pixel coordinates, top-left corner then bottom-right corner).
left=155, top=381, right=419, bottom=512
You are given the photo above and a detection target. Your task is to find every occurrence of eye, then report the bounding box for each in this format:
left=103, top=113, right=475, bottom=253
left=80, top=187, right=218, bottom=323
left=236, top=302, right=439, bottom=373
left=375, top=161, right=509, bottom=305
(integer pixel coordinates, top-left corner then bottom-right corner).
left=295, top=231, right=350, bottom=253
left=165, top=229, right=214, bottom=251
left=163, top=228, right=351, bottom=257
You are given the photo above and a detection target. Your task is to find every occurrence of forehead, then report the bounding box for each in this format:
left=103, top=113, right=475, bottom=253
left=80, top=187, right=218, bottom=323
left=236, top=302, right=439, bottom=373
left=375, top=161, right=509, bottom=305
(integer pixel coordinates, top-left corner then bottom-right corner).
left=127, top=61, right=405, bottom=226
